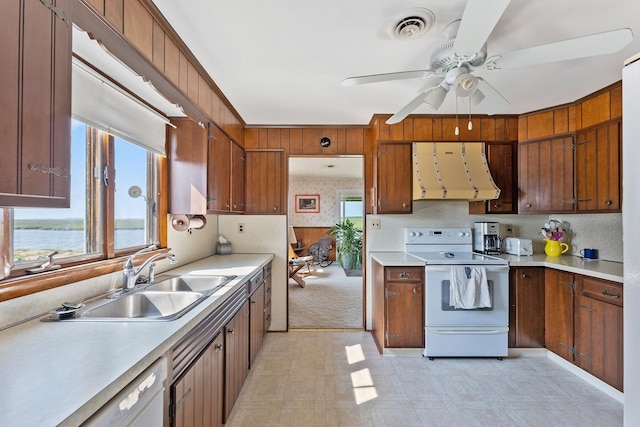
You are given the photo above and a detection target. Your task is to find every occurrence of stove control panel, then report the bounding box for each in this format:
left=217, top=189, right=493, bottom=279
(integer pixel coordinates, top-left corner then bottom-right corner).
left=404, top=227, right=472, bottom=245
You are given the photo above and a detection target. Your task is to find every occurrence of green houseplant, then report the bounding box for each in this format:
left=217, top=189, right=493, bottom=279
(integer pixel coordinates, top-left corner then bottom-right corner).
left=327, top=219, right=362, bottom=270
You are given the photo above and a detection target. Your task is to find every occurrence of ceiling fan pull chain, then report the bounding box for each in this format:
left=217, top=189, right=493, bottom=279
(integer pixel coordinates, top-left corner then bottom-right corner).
left=468, top=96, right=473, bottom=131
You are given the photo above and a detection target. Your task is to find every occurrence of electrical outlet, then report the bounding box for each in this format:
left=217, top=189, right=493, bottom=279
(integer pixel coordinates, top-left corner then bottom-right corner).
left=238, top=223, right=245, bottom=233
left=370, top=219, right=381, bottom=230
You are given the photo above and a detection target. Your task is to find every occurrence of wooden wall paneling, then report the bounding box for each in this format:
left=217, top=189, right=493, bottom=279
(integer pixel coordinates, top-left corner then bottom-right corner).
left=580, top=91, right=610, bottom=129
left=123, top=1, right=153, bottom=61
left=403, top=118, right=414, bottom=141
left=553, top=108, right=569, bottom=135
left=301, top=128, right=321, bottom=154
left=442, top=117, right=458, bottom=140
left=104, top=0, right=123, bottom=33
left=568, top=106, right=577, bottom=132
left=525, top=111, right=554, bottom=140
left=389, top=121, right=405, bottom=141
left=279, top=128, right=290, bottom=151
left=365, top=126, right=376, bottom=214
left=163, top=36, right=179, bottom=85
left=186, top=62, right=199, bottom=103
left=243, top=129, right=258, bottom=149
left=178, top=51, right=189, bottom=95
left=432, top=118, right=443, bottom=141
left=151, top=20, right=164, bottom=71
left=345, top=128, right=365, bottom=154
left=459, top=117, right=481, bottom=141
left=376, top=117, right=390, bottom=141
left=610, top=85, right=622, bottom=119
left=198, top=75, right=211, bottom=118
left=506, top=117, right=518, bottom=141
left=518, top=117, right=527, bottom=142
left=291, top=227, right=336, bottom=261
left=85, top=0, right=105, bottom=14
left=210, top=96, right=220, bottom=126
left=266, top=128, right=282, bottom=150
left=289, top=128, right=303, bottom=153
left=413, top=118, right=433, bottom=141
left=480, top=118, right=495, bottom=141
left=320, top=128, right=339, bottom=154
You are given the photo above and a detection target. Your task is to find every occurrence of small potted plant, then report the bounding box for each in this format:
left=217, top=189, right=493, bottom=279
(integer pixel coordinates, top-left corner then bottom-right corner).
left=327, top=219, right=362, bottom=270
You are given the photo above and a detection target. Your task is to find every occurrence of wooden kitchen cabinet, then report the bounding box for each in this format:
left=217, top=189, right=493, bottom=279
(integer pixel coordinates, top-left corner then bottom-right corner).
left=207, top=124, right=245, bottom=213
left=372, top=261, right=424, bottom=351
left=545, top=269, right=576, bottom=362
left=1, top=0, right=72, bottom=208
left=575, top=276, right=623, bottom=391
left=224, top=301, right=249, bottom=423
left=575, top=120, right=621, bottom=212
left=470, top=142, right=518, bottom=214
left=519, top=136, right=574, bottom=213
left=374, top=142, right=412, bottom=214
left=509, top=267, right=545, bottom=348
left=168, top=118, right=208, bottom=214
left=263, top=263, right=272, bottom=334
left=171, top=332, right=224, bottom=427
left=244, top=150, right=285, bottom=214
left=248, top=268, right=265, bottom=368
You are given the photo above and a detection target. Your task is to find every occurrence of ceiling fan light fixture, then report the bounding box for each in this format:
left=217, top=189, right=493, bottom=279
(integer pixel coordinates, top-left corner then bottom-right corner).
left=424, top=85, right=448, bottom=110
left=454, top=73, right=478, bottom=97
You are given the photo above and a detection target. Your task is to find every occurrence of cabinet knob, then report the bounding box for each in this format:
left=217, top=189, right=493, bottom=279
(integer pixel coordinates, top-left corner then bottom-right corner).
left=273, top=205, right=277, bottom=211
left=251, top=299, right=257, bottom=304
left=226, top=202, right=230, bottom=208
left=605, top=200, right=612, bottom=206
left=521, top=273, right=527, bottom=278
left=233, top=203, right=237, bottom=208
left=494, top=203, right=500, bottom=208
left=413, top=287, right=417, bottom=294
left=228, top=328, right=235, bottom=335
left=215, top=343, right=223, bottom=351
left=526, top=204, right=532, bottom=208
left=402, top=203, right=408, bottom=208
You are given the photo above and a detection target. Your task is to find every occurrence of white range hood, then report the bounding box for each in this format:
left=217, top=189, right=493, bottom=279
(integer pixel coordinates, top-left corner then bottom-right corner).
left=412, top=142, right=500, bottom=200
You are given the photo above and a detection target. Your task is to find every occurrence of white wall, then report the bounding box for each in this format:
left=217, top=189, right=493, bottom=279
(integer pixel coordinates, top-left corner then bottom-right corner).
left=288, top=177, right=363, bottom=226
left=622, top=54, right=640, bottom=427
left=218, top=215, right=287, bottom=331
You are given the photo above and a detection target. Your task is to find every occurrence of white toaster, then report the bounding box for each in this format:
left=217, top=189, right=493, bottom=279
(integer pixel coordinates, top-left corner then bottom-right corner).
left=504, top=237, right=533, bottom=256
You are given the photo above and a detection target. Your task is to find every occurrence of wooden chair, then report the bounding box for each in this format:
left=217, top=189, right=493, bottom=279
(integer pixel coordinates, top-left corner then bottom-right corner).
left=288, top=245, right=314, bottom=287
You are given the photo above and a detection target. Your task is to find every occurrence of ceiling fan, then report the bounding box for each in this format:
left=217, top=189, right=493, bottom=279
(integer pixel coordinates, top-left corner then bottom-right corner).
left=341, top=0, right=633, bottom=125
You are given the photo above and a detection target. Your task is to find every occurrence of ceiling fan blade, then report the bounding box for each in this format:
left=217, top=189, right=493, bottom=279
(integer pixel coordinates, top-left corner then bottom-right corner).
left=473, top=78, right=510, bottom=115
left=341, top=70, right=436, bottom=86
left=453, top=0, right=511, bottom=56
left=489, top=28, right=633, bottom=70
left=386, top=86, right=443, bottom=125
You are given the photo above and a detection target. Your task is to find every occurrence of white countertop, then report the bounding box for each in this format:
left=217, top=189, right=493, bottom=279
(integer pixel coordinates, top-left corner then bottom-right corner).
left=0, top=253, right=273, bottom=427
left=370, top=252, right=623, bottom=283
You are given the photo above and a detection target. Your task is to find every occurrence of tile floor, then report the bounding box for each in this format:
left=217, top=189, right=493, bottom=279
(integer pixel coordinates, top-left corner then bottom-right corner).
left=225, top=330, right=623, bottom=427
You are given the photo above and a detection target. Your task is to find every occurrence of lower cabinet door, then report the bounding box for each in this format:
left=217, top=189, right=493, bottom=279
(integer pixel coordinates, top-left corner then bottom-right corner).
left=385, top=282, right=424, bottom=348
left=224, top=302, right=249, bottom=422
left=171, top=332, right=224, bottom=427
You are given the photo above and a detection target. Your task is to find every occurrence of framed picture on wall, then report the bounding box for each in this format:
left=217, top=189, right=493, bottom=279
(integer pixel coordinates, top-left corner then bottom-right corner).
left=295, top=194, right=320, bottom=213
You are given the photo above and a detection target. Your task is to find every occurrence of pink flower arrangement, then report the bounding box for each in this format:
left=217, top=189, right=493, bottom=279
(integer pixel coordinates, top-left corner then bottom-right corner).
left=541, top=220, right=565, bottom=241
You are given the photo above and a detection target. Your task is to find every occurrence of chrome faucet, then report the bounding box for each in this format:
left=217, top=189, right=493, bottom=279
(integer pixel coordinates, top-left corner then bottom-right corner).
left=122, top=246, right=176, bottom=293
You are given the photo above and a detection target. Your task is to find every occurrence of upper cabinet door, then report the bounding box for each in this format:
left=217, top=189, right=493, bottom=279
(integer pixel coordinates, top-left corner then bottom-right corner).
left=207, top=126, right=231, bottom=213
left=0, top=0, right=72, bottom=208
left=519, top=137, right=574, bottom=214
left=168, top=118, right=208, bottom=214
left=244, top=150, right=284, bottom=214
left=575, top=121, right=621, bottom=212
left=230, top=141, right=245, bottom=213
left=375, top=142, right=412, bottom=214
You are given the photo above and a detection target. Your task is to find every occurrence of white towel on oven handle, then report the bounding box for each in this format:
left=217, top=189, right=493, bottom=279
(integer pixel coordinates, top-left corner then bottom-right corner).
left=449, top=267, right=492, bottom=309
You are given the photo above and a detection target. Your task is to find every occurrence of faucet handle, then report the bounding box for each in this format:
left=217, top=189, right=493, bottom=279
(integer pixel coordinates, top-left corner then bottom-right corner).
left=148, top=263, right=157, bottom=283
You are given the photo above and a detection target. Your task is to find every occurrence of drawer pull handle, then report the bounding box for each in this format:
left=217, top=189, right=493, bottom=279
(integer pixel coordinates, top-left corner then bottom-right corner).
left=399, top=272, right=413, bottom=279
left=602, top=289, right=620, bottom=298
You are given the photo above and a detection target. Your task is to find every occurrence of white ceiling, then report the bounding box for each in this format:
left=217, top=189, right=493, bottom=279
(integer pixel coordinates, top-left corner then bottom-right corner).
left=289, top=157, right=363, bottom=180
left=151, top=0, right=640, bottom=126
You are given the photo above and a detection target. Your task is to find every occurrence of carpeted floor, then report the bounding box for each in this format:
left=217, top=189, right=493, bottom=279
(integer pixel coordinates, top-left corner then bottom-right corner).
left=289, top=264, right=362, bottom=329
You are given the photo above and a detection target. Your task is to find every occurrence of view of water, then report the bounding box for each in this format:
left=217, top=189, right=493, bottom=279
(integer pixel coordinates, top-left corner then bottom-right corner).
left=14, top=229, right=145, bottom=251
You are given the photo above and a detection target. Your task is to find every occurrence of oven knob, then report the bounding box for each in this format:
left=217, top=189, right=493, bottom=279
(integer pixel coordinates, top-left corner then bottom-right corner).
left=458, top=232, right=466, bottom=237
left=414, top=232, right=422, bottom=237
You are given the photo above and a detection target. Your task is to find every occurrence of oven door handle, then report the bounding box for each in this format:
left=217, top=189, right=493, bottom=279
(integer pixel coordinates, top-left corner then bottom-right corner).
left=425, top=266, right=510, bottom=273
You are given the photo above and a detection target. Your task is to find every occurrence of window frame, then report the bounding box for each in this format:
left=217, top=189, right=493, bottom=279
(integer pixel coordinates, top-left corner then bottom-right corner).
left=0, top=127, right=168, bottom=302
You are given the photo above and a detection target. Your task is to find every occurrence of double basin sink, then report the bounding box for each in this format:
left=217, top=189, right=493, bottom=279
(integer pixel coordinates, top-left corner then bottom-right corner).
left=50, top=275, right=236, bottom=322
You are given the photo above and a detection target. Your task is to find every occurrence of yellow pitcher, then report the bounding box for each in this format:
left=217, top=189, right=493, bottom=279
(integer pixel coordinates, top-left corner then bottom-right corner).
left=544, top=239, right=569, bottom=256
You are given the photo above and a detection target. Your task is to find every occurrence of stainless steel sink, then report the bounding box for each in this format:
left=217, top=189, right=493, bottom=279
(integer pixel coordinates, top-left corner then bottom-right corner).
left=44, top=274, right=237, bottom=322
left=145, top=275, right=235, bottom=293
left=80, top=291, right=204, bottom=321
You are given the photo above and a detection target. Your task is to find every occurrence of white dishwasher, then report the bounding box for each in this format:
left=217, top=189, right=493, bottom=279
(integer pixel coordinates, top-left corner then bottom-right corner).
left=83, top=357, right=167, bottom=427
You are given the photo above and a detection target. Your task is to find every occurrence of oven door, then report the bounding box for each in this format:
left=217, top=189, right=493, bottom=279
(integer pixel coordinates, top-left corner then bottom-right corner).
left=425, top=265, right=509, bottom=326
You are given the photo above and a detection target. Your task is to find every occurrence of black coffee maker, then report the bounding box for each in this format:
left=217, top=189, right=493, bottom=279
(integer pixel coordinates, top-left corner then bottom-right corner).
left=473, top=222, right=501, bottom=255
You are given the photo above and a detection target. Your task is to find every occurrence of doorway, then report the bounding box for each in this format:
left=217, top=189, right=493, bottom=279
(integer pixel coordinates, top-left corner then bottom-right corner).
left=287, top=156, right=364, bottom=329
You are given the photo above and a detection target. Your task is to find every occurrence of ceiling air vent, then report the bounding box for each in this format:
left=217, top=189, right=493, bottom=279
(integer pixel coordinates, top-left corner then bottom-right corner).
left=388, top=8, right=435, bottom=40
